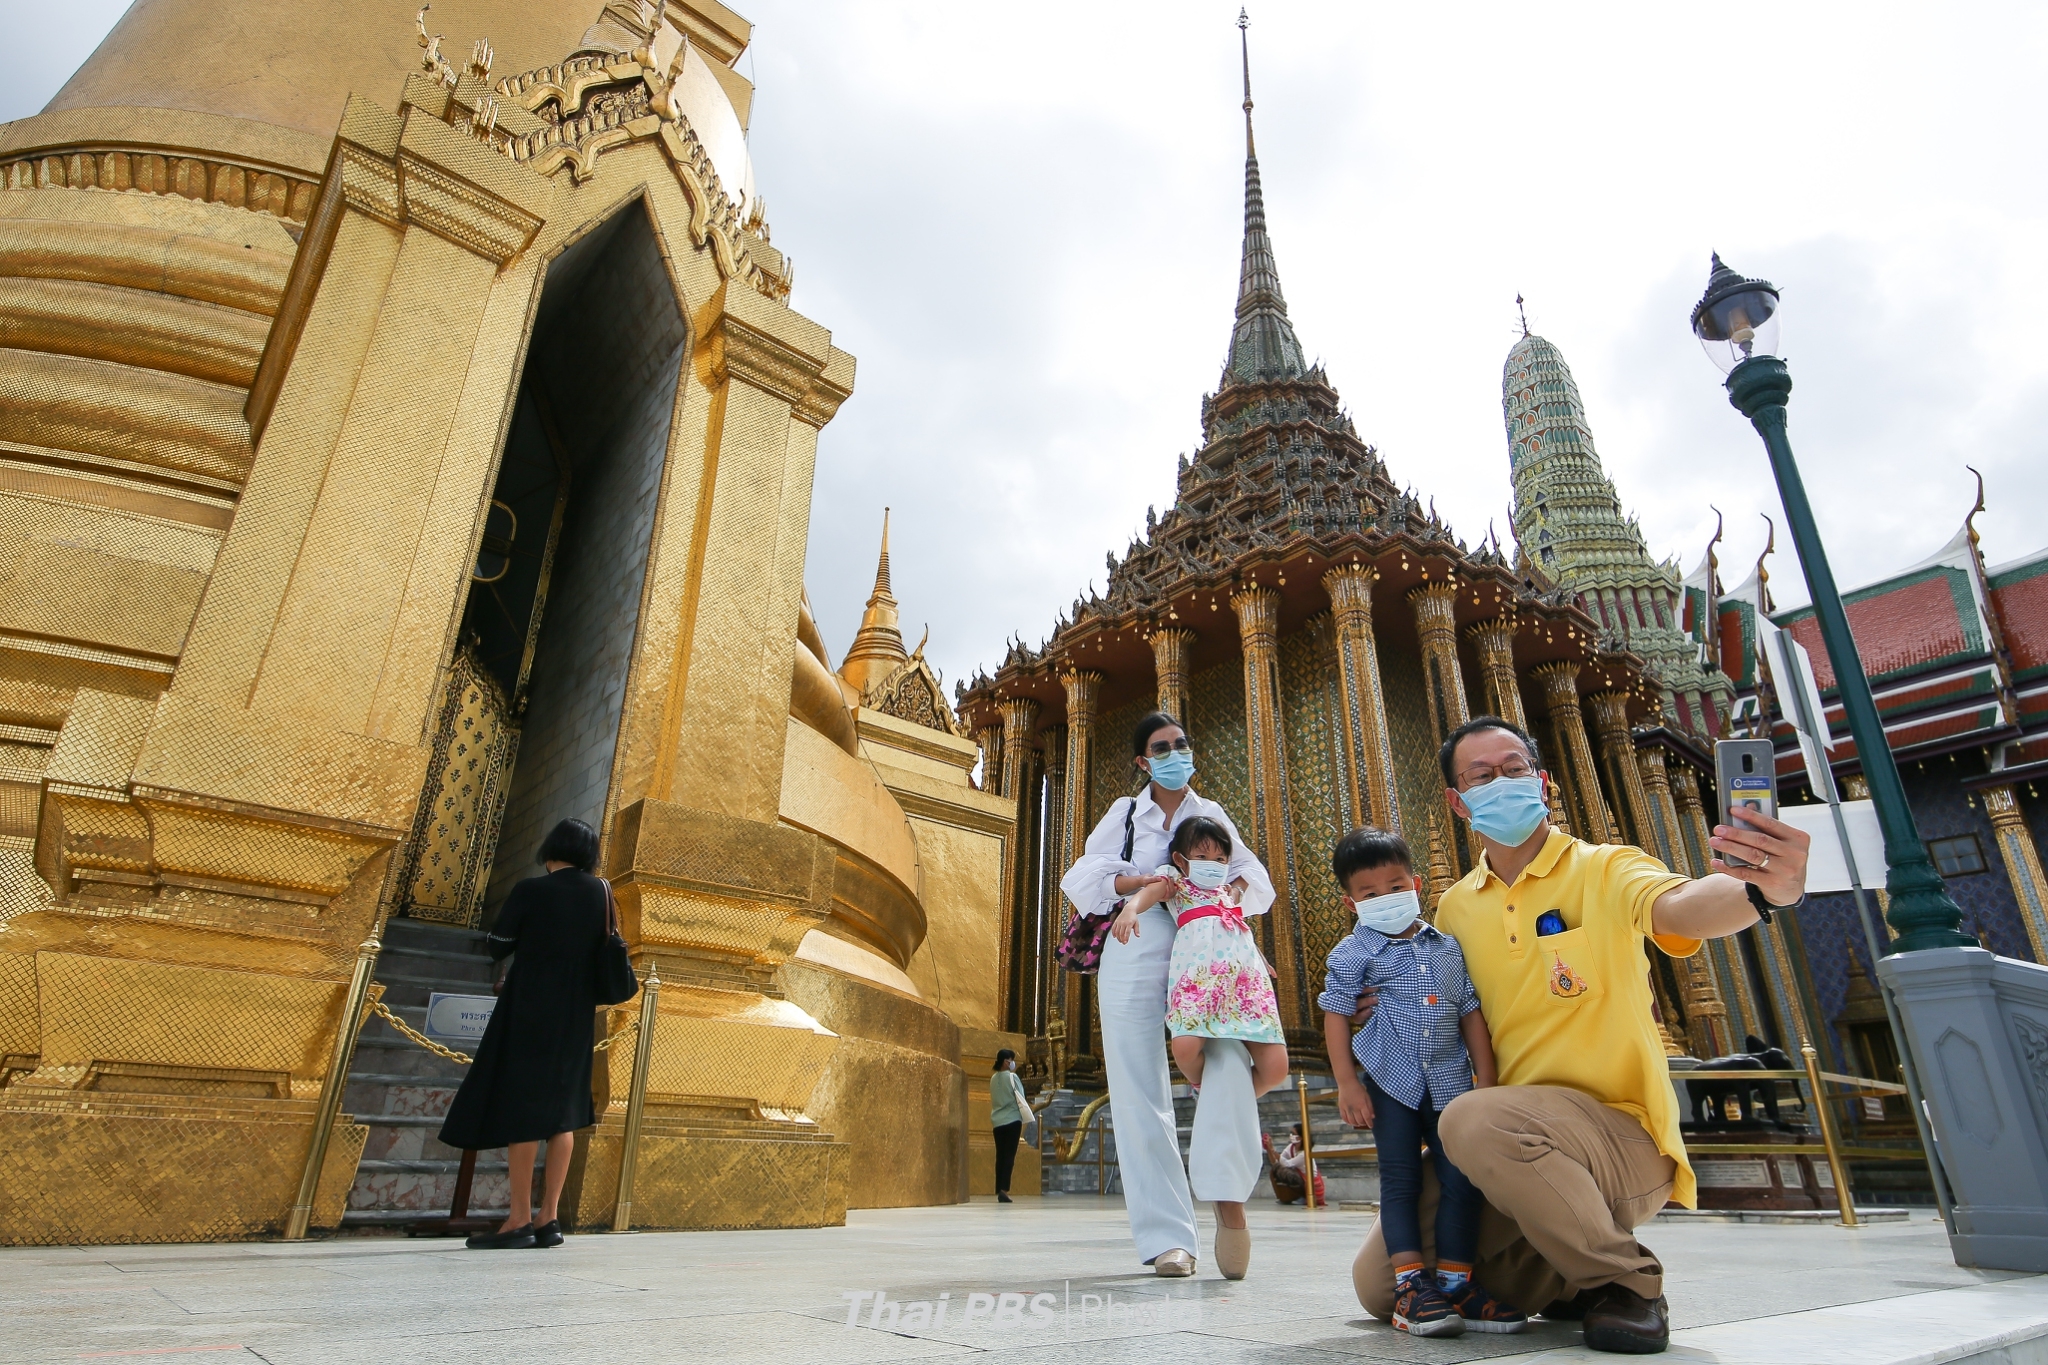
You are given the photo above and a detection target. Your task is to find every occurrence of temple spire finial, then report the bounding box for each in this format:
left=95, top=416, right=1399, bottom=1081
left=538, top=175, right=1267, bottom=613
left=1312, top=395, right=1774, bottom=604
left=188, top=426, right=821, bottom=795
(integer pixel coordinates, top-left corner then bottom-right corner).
left=1238, top=8, right=1255, bottom=157
left=1516, top=293, right=1529, bottom=338
left=872, top=506, right=894, bottom=602
left=839, top=507, right=907, bottom=694
left=1221, top=9, right=1305, bottom=387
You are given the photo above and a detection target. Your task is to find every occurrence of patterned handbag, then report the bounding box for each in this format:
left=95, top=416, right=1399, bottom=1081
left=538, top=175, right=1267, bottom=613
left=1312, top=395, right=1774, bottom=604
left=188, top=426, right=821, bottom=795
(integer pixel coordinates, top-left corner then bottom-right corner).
left=1056, top=799, right=1136, bottom=975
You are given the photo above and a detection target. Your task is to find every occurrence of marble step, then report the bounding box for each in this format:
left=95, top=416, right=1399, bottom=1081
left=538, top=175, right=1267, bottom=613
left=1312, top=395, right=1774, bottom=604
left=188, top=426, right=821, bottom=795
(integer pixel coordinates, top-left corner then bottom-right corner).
left=345, top=1153, right=539, bottom=1221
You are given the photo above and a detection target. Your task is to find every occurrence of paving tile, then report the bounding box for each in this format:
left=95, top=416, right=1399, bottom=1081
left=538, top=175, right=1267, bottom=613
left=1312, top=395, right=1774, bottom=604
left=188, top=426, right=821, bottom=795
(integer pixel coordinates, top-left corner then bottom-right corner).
left=0, top=1196, right=2041, bottom=1364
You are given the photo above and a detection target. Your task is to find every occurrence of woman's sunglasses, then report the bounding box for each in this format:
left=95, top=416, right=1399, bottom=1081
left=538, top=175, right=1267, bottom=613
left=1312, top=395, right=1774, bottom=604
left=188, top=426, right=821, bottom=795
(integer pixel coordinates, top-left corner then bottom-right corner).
left=1145, top=737, right=1193, bottom=758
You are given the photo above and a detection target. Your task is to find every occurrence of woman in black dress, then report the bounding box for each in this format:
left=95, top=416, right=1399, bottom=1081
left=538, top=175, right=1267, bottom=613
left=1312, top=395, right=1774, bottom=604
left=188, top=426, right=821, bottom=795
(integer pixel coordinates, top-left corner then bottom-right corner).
left=439, top=818, right=609, bottom=1249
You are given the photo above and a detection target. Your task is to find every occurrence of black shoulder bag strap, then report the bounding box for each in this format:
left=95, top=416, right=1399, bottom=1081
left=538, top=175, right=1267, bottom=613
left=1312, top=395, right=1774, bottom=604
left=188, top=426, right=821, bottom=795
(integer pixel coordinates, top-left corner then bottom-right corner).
left=1121, top=797, right=1137, bottom=863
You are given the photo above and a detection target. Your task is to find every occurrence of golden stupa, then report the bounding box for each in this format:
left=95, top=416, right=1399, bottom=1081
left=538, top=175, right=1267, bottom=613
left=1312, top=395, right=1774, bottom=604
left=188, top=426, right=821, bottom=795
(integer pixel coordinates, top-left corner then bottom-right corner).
left=0, top=0, right=1023, bottom=1243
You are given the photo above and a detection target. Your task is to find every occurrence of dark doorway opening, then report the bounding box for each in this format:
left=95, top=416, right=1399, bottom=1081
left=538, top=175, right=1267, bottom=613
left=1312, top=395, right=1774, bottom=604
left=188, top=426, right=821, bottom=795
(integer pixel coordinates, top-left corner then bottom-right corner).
left=390, top=200, right=687, bottom=925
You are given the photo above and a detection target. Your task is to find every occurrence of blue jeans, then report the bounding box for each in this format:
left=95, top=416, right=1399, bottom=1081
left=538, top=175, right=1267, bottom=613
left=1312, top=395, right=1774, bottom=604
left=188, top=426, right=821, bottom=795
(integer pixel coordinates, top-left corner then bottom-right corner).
left=1367, top=1072, right=1481, bottom=1265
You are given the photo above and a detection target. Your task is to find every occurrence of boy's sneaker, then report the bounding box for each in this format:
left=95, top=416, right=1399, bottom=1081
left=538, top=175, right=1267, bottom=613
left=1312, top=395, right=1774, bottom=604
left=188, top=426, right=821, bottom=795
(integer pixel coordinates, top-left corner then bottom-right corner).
left=1391, top=1280, right=1465, bottom=1337
left=1447, top=1281, right=1529, bottom=1333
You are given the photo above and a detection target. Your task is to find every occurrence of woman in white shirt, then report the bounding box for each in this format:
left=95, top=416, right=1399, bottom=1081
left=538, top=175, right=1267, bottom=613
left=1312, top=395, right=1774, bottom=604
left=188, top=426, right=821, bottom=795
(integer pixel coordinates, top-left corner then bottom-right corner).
left=1059, top=712, right=1274, bottom=1281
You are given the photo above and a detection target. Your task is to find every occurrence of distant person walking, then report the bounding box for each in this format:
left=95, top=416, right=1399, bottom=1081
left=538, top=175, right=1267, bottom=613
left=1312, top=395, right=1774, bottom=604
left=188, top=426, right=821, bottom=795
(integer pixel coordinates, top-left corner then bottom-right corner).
left=989, top=1048, right=1036, bottom=1203
left=440, top=818, right=611, bottom=1250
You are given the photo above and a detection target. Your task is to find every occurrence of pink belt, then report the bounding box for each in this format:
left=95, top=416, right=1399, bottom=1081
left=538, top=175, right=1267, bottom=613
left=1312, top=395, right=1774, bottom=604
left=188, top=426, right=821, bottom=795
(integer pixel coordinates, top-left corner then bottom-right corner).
left=1176, top=903, right=1247, bottom=932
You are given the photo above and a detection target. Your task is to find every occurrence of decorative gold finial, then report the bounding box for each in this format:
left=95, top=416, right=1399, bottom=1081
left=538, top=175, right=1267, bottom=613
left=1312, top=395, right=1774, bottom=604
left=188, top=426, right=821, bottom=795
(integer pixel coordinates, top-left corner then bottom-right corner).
left=839, top=508, right=908, bottom=694
left=468, top=96, right=499, bottom=143
left=468, top=37, right=494, bottom=80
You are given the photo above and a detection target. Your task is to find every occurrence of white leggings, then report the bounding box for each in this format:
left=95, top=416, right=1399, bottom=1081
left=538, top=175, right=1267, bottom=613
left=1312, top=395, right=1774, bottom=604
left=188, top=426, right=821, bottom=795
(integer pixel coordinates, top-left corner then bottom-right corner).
left=1097, top=905, right=1264, bottom=1263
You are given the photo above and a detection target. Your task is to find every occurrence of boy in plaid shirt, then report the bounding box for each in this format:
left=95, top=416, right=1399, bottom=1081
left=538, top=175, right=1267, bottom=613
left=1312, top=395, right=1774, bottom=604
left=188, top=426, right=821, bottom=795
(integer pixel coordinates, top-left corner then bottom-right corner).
left=1319, top=829, right=1524, bottom=1338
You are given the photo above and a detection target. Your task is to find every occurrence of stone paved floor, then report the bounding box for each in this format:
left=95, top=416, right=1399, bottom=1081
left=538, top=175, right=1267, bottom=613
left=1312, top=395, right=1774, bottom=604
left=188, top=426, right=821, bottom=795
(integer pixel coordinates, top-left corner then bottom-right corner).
left=3, top=1195, right=2043, bottom=1363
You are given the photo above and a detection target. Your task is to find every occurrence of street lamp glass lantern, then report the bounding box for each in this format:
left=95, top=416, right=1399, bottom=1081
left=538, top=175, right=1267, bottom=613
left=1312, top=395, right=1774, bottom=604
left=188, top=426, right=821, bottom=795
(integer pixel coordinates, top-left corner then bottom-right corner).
left=1691, top=252, right=1781, bottom=374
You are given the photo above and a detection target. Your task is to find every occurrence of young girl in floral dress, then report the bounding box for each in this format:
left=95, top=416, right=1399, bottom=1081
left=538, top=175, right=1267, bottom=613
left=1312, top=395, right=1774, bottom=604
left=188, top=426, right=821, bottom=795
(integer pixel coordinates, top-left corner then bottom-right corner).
left=1112, top=816, right=1289, bottom=1097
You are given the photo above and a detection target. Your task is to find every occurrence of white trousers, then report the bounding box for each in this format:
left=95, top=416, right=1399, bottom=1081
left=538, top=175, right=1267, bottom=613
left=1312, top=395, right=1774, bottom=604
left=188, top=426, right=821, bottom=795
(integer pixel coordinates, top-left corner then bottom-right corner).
left=1097, top=904, right=1264, bottom=1264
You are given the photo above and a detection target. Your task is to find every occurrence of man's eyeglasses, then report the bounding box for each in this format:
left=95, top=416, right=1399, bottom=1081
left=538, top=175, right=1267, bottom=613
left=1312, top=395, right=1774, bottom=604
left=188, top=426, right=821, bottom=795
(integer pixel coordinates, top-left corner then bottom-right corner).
left=1458, top=758, right=1535, bottom=790
left=1146, top=737, right=1194, bottom=758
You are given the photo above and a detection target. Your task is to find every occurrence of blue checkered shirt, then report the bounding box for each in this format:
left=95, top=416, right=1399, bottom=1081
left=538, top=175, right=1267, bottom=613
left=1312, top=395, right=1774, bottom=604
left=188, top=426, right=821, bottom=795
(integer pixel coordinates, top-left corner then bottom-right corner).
left=1317, top=921, right=1479, bottom=1113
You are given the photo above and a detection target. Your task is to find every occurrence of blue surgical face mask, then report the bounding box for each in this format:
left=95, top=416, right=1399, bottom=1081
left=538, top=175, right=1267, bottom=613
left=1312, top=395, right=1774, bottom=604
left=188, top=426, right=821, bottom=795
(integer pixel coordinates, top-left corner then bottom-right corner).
left=1458, top=774, right=1550, bottom=847
left=1147, top=750, right=1195, bottom=791
left=1353, top=888, right=1420, bottom=935
left=1185, top=859, right=1229, bottom=890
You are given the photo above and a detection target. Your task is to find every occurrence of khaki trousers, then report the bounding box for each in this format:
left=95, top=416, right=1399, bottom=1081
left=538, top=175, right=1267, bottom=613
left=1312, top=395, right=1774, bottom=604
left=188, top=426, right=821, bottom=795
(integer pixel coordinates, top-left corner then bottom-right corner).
left=1352, top=1086, right=1676, bottom=1318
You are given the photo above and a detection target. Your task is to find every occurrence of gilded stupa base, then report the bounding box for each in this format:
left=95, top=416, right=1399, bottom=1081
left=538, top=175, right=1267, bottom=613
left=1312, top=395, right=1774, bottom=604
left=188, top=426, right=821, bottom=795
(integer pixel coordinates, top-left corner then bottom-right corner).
left=566, top=1103, right=848, bottom=1232
left=0, top=1086, right=364, bottom=1245
left=778, top=955, right=967, bottom=1209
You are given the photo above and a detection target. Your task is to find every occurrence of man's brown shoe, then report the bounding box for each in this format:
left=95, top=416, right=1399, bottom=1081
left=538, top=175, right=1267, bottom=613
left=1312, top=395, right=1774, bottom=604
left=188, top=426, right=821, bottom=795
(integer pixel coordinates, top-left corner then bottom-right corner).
left=1581, top=1284, right=1669, bottom=1354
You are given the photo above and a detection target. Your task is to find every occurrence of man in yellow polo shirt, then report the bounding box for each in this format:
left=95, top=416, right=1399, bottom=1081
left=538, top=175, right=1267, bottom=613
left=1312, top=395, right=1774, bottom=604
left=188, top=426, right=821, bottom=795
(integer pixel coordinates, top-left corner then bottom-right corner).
left=1349, top=716, right=1810, bottom=1354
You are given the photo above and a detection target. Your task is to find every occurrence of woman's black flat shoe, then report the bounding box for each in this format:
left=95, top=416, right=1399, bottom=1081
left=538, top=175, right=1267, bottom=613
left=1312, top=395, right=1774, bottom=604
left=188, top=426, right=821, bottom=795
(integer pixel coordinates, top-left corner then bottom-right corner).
left=531, top=1220, right=564, bottom=1248
left=465, top=1223, right=535, bottom=1250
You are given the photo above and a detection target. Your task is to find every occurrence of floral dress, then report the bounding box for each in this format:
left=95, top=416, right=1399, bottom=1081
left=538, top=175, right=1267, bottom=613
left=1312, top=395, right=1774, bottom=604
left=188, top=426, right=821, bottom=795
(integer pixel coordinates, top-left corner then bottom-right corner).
left=1160, top=867, right=1285, bottom=1044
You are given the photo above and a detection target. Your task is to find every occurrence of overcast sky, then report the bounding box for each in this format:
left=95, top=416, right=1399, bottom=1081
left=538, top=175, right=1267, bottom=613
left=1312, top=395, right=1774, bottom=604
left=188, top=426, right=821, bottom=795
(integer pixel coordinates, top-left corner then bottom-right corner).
left=11, top=3, right=2047, bottom=700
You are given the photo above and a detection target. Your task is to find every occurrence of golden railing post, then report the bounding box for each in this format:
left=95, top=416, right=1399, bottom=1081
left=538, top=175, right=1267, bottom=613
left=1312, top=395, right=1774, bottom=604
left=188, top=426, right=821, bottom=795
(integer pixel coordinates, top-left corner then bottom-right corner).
left=1801, top=1042, right=1857, bottom=1226
left=285, top=929, right=382, bottom=1240
left=612, top=963, right=662, bottom=1232
left=1296, top=1075, right=1317, bottom=1209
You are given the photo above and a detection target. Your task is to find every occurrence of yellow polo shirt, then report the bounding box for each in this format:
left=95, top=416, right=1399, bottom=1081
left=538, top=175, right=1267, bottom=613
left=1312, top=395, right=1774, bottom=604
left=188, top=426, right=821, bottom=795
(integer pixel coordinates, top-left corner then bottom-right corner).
left=1436, top=827, right=1702, bottom=1208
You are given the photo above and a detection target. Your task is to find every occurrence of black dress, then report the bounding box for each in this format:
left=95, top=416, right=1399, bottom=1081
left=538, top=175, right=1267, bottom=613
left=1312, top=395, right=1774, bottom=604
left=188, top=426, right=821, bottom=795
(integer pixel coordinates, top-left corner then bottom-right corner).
left=438, top=868, right=607, bottom=1149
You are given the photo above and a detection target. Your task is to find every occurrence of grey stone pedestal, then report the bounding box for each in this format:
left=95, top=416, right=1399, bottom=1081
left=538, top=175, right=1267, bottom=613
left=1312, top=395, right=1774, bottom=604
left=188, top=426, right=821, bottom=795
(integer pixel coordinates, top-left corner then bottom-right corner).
left=1876, top=946, right=2048, bottom=1271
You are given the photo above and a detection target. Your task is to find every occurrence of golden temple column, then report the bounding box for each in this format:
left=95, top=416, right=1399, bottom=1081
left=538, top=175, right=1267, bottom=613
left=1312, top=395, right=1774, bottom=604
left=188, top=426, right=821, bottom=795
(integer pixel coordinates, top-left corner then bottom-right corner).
left=1035, top=723, right=1068, bottom=1042
left=976, top=722, right=1004, bottom=796
left=1058, top=670, right=1105, bottom=1064
left=1409, top=583, right=1471, bottom=758
left=1640, top=746, right=1732, bottom=1056
left=1531, top=663, right=1615, bottom=844
left=1232, top=583, right=1307, bottom=1033
left=998, top=697, right=1041, bottom=1035
left=1324, top=566, right=1403, bottom=835
left=1149, top=627, right=1196, bottom=723
left=1588, top=692, right=1654, bottom=852
left=1466, top=615, right=1529, bottom=730
left=1984, top=785, right=2048, bottom=963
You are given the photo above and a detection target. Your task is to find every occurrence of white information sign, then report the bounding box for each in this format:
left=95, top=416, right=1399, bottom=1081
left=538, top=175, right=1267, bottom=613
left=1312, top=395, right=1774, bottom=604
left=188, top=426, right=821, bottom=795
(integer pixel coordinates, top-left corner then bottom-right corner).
left=425, top=992, right=496, bottom=1042
left=1778, top=801, right=1886, bottom=894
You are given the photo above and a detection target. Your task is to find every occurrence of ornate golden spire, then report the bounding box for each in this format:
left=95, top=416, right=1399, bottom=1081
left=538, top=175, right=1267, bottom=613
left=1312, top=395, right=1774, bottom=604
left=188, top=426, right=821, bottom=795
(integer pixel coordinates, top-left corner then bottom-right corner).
left=838, top=508, right=909, bottom=694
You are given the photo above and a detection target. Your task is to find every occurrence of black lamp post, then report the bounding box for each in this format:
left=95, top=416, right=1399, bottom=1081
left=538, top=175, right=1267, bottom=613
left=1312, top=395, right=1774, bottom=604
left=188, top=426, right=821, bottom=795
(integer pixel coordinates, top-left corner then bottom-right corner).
left=1691, top=255, right=1973, bottom=953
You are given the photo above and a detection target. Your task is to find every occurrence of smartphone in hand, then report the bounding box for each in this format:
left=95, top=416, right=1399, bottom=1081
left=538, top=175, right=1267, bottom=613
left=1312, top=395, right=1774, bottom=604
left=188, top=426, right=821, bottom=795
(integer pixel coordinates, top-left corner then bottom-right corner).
left=1714, top=738, right=1778, bottom=869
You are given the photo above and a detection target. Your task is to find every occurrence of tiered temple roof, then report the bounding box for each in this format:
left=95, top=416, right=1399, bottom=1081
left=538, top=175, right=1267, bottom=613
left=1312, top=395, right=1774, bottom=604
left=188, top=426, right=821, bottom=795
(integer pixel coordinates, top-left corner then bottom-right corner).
left=1714, top=482, right=2048, bottom=790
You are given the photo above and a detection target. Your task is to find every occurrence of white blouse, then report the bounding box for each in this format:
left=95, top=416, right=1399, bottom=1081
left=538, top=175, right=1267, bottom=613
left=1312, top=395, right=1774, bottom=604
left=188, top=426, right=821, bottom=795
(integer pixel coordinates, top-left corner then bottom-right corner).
left=1059, top=787, right=1275, bottom=921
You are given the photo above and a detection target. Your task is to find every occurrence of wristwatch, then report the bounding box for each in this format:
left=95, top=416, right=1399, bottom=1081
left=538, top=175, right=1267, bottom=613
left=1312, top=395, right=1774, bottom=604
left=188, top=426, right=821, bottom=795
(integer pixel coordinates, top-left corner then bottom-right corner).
left=1745, top=882, right=1804, bottom=924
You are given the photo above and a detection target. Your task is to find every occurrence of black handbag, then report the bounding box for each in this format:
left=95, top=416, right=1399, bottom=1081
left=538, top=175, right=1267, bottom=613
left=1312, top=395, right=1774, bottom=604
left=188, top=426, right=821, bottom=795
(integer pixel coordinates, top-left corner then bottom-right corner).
left=593, top=877, right=640, bottom=1006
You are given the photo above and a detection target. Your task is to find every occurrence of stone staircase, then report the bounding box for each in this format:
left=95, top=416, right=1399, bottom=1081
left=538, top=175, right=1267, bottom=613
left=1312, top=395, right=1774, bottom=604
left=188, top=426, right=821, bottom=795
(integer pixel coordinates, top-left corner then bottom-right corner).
left=340, top=917, right=538, bottom=1230
left=1035, top=1072, right=1377, bottom=1203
